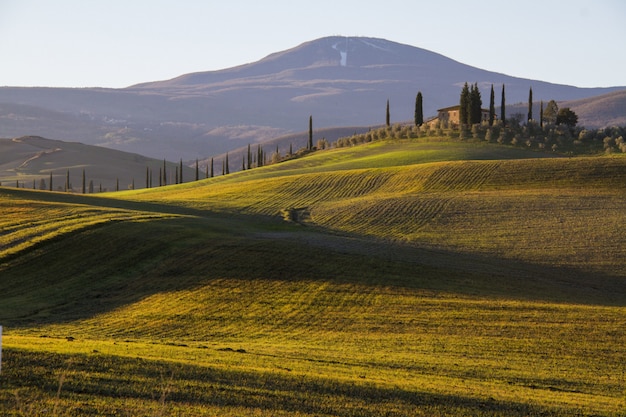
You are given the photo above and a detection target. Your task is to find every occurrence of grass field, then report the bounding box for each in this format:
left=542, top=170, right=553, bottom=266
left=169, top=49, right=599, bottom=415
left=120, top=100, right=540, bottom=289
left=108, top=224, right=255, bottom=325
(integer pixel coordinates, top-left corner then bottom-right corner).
left=0, top=138, right=624, bottom=416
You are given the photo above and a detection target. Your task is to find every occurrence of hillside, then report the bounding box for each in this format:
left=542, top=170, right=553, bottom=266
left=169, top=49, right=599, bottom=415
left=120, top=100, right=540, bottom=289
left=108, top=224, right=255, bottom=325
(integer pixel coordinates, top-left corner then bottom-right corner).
left=0, top=136, right=195, bottom=191
left=1, top=138, right=624, bottom=416
left=1, top=36, right=623, bottom=160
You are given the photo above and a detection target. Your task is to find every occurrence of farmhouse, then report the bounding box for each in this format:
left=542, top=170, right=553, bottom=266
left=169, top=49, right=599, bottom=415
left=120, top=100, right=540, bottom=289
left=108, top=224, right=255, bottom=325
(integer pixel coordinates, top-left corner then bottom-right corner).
left=435, top=105, right=491, bottom=125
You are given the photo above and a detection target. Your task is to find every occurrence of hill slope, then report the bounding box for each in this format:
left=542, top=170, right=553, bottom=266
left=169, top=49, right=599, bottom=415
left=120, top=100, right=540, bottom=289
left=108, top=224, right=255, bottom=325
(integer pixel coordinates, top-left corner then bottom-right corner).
left=1, top=37, right=623, bottom=160
left=0, top=136, right=195, bottom=191
left=0, top=139, right=624, bottom=416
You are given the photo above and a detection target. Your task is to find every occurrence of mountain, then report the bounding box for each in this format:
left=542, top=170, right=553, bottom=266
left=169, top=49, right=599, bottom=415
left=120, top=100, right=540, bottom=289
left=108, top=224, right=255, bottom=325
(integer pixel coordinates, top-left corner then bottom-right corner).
left=1, top=36, right=624, bottom=160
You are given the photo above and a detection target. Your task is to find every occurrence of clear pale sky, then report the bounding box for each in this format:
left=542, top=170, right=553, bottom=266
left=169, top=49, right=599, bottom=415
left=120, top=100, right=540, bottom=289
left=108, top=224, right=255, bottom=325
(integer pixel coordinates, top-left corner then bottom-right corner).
left=1, top=0, right=625, bottom=89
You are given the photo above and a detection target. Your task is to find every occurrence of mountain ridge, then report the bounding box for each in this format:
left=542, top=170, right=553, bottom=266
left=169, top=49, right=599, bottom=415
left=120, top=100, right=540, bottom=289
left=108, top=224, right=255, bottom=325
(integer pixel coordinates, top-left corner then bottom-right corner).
left=1, top=36, right=624, bottom=160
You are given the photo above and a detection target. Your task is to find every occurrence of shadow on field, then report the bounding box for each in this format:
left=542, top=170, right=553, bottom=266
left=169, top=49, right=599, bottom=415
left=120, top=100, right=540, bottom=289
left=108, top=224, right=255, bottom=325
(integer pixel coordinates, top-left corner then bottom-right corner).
left=0, top=348, right=566, bottom=417
left=0, top=188, right=624, bottom=329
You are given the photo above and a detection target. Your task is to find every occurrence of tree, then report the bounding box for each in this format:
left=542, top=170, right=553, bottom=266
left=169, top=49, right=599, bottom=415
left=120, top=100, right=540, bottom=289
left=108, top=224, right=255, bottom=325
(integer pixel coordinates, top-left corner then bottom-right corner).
left=225, top=153, right=229, bottom=175
left=49, top=173, right=53, bottom=191
left=540, top=100, right=544, bottom=128
left=65, top=170, right=70, bottom=192
left=459, top=82, right=470, bottom=126
left=195, top=159, right=199, bottom=181
left=163, top=159, right=167, bottom=186
left=469, top=83, right=482, bottom=124
left=39, top=178, right=46, bottom=190
left=543, top=100, right=559, bottom=125
left=308, top=116, right=313, bottom=150
left=210, top=158, right=214, bottom=178
left=556, top=107, right=578, bottom=127
left=414, top=92, right=423, bottom=126
left=82, top=169, right=86, bottom=194
left=179, top=159, right=183, bottom=183
left=500, top=84, right=506, bottom=127
left=527, top=87, right=533, bottom=122
left=88, top=180, right=94, bottom=194
left=489, top=84, right=495, bottom=126
left=385, top=99, right=390, bottom=127
left=247, top=144, right=252, bottom=170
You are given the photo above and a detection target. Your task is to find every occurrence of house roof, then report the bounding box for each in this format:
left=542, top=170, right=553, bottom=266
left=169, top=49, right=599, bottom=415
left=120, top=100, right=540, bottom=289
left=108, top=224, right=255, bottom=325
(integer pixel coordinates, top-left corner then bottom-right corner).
left=437, top=105, right=490, bottom=112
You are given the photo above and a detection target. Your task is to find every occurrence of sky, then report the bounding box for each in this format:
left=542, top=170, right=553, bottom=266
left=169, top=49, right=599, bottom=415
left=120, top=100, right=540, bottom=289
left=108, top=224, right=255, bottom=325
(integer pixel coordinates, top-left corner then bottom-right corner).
left=1, top=0, right=625, bottom=89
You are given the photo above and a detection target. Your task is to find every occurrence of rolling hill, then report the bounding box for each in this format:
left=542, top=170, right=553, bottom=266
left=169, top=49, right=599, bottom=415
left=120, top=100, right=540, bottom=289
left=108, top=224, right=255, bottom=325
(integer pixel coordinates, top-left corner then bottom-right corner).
left=1, top=36, right=623, bottom=160
left=0, top=137, right=624, bottom=416
left=0, top=136, right=195, bottom=191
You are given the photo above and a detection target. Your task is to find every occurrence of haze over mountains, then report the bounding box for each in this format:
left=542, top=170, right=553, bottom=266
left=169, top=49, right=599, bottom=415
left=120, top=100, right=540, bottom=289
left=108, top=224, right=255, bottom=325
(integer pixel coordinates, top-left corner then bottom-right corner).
left=1, top=36, right=624, bottom=160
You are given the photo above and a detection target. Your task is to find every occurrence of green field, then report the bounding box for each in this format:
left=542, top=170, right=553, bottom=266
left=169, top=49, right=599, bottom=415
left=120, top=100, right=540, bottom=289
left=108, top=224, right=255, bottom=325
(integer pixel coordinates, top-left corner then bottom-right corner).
left=1, top=138, right=625, bottom=416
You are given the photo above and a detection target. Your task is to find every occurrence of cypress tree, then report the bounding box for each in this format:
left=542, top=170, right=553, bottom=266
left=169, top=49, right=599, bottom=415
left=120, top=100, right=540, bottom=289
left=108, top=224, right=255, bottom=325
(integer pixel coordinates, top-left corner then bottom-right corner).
left=146, top=166, right=150, bottom=188
left=540, top=100, right=544, bottom=128
left=489, top=84, right=495, bottom=126
left=82, top=169, right=86, bottom=194
left=179, top=159, right=183, bottom=183
left=308, top=116, right=313, bottom=150
left=247, top=144, right=252, bottom=170
left=501, top=84, right=506, bottom=127
left=385, top=99, right=390, bottom=127
left=459, top=82, right=470, bottom=126
left=65, top=170, right=70, bottom=192
left=470, top=83, right=482, bottom=124
left=163, top=159, right=167, bottom=186
left=195, top=159, right=199, bottom=181
left=528, top=87, right=533, bottom=122
left=49, top=173, right=52, bottom=191
left=225, top=153, right=229, bottom=175
left=414, top=92, right=423, bottom=126
left=210, top=158, right=214, bottom=178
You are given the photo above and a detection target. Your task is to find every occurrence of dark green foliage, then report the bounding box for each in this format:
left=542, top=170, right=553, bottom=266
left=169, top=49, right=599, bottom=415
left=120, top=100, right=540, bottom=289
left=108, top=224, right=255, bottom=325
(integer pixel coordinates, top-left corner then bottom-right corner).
left=543, top=100, right=559, bottom=125
left=556, top=108, right=578, bottom=127
left=385, top=100, right=390, bottom=127
left=163, top=159, right=167, bottom=186
left=489, top=85, right=495, bottom=126
left=414, top=92, right=423, bottom=126
left=527, top=87, right=533, bottom=122
left=179, top=159, right=183, bottom=184
left=469, top=83, right=482, bottom=124
left=540, top=101, right=544, bottom=128
left=82, top=169, right=86, bottom=194
left=195, top=159, right=199, bottom=181
left=501, top=84, right=506, bottom=127
left=460, top=83, right=470, bottom=126
left=308, top=116, right=313, bottom=150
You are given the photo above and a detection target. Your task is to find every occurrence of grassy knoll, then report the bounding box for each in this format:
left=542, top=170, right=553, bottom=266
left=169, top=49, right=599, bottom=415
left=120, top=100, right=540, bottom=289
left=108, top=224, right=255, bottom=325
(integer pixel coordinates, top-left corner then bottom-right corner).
left=1, top=139, right=625, bottom=416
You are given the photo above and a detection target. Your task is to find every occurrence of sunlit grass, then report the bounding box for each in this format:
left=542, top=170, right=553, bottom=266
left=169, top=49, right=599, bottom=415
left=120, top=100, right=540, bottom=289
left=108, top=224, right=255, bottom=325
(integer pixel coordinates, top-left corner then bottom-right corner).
left=1, top=138, right=625, bottom=416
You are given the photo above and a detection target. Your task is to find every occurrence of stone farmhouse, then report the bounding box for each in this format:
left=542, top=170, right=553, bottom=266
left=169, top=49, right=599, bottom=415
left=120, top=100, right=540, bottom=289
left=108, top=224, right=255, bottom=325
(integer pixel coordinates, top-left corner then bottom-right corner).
left=432, top=105, right=492, bottom=126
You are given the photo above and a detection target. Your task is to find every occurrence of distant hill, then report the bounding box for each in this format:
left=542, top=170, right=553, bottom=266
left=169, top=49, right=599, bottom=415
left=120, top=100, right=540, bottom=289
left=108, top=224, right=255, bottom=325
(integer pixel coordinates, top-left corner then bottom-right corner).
left=1, top=36, right=624, bottom=160
left=562, top=89, right=626, bottom=128
left=0, top=136, right=194, bottom=191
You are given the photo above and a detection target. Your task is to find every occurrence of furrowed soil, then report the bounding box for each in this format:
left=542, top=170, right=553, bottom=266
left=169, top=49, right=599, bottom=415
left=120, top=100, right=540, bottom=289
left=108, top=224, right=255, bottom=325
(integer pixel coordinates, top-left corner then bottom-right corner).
left=0, top=139, right=624, bottom=416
